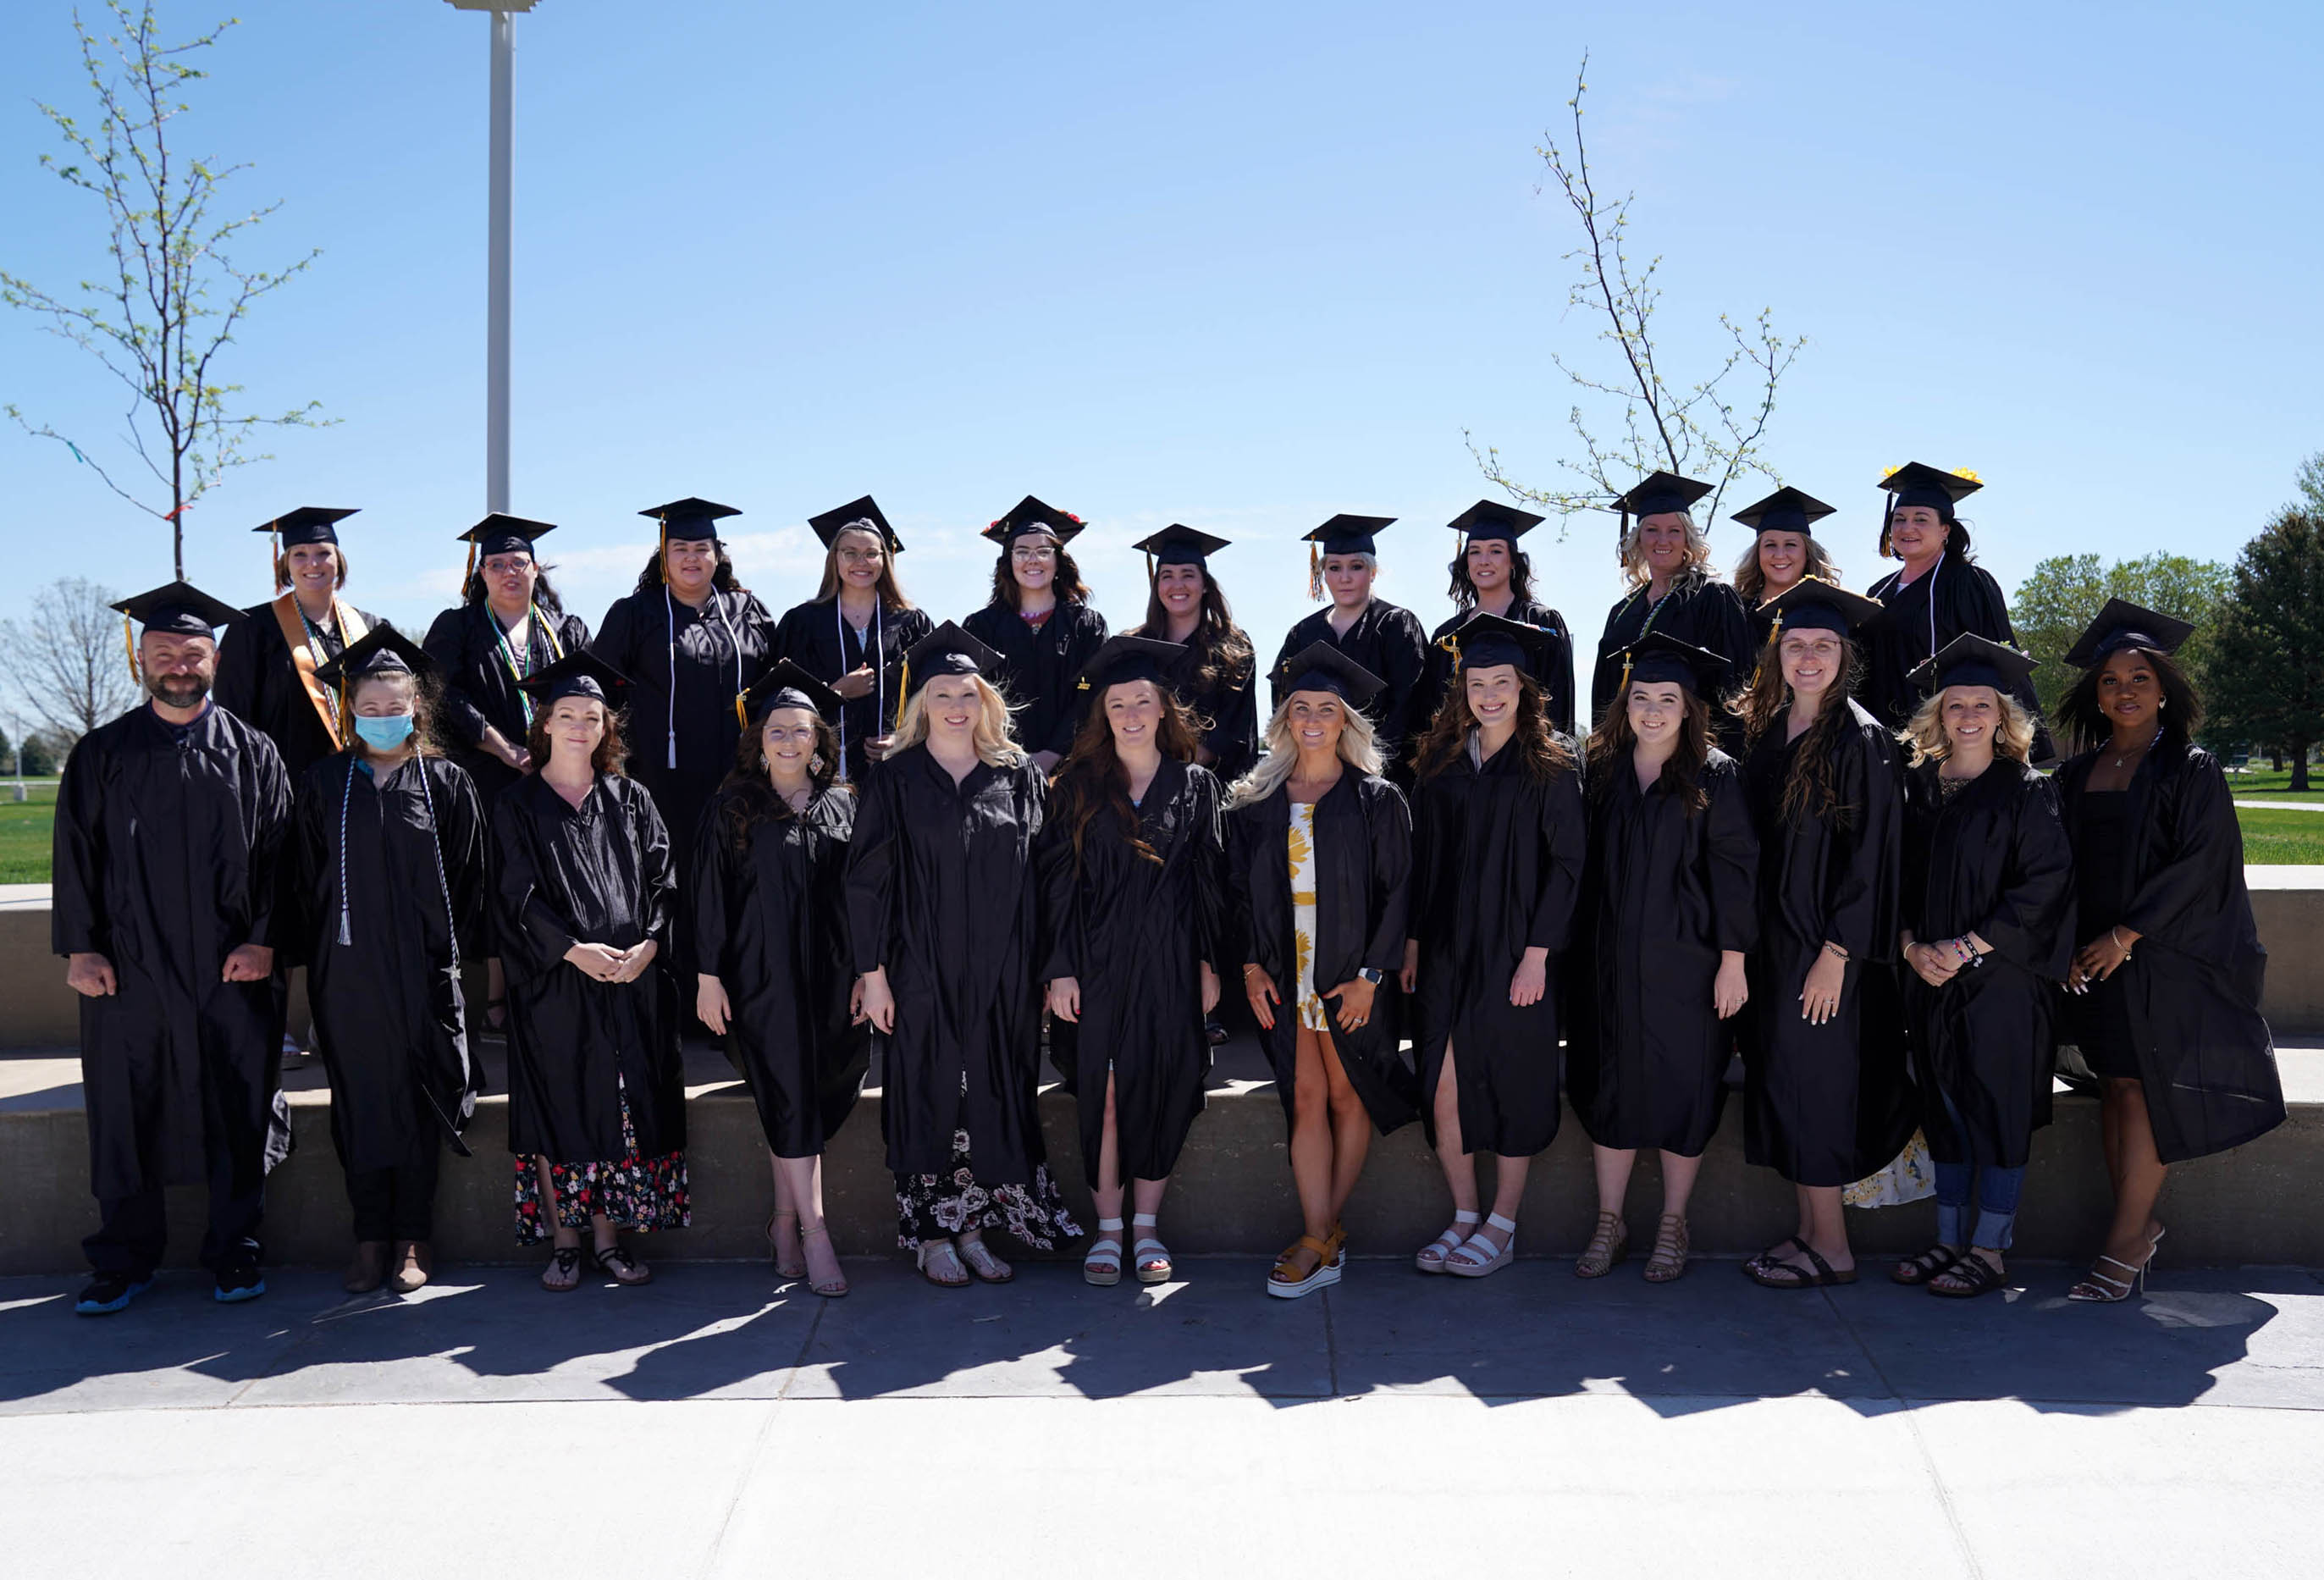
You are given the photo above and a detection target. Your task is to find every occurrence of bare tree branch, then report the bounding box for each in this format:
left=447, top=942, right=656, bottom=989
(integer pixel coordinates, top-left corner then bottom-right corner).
left=0, top=577, right=144, bottom=743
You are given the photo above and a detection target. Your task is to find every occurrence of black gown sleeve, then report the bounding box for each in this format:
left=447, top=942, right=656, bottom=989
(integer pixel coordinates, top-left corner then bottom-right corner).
left=1032, top=791, right=1079, bottom=984
left=591, top=594, right=639, bottom=679
left=630, top=783, right=676, bottom=947
left=423, top=608, right=490, bottom=749
left=2119, top=755, right=2241, bottom=946
left=1375, top=609, right=1431, bottom=762
left=1973, top=774, right=2075, bottom=974
left=1361, top=780, right=1414, bottom=975
left=1209, top=649, right=1260, bottom=782
left=1190, top=767, right=1229, bottom=974
left=242, top=736, right=295, bottom=952
left=210, top=613, right=261, bottom=726
left=737, top=593, right=780, bottom=693
left=493, top=790, right=578, bottom=965
left=1046, top=605, right=1109, bottom=757
left=842, top=763, right=901, bottom=976
left=1703, top=761, right=1761, bottom=956
left=1540, top=612, right=1578, bottom=736
left=1526, top=765, right=1588, bottom=953
left=438, top=760, right=491, bottom=963
left=1824, top=721, right=1902, bottom=961
left=51, top=732, right=109, bottom=957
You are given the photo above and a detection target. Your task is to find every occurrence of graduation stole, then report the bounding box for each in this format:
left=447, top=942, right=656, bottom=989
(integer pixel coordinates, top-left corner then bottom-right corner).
left=272, top=593, right=369, bottom=749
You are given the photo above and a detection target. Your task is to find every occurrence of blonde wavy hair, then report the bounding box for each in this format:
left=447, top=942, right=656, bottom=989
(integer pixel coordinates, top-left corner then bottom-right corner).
left=1901, top=685, right=2036, bottom=768
left=887, top=673, right=1025, bottom=767
left=1731, top=534, right=1842, bottom=605
left=1618, top=511, right=1714, bottom=589
left=1227, top=693, right=1383, bottom=808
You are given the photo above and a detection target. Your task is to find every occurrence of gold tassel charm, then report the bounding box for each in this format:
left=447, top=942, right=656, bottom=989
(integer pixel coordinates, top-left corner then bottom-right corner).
left=1307, top=540, right=1322, bottom=602
left=122, top=614, right=140, bottom=683
left=462, top=538, right=478, bottom=589
left=894, top=659, right=910, bottom=732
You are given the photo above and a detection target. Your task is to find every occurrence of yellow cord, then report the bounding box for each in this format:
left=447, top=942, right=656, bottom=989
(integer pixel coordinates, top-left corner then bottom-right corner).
left=122, top=614, right=140, bottom=683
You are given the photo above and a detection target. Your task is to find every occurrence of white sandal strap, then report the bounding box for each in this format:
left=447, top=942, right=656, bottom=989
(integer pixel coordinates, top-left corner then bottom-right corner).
left=1484, top=1213, right=1518, bottom=1234
left=1133, top=1238, right=1168, bottom=1257
left=1085, top=1244, right=1123, bottom=1268
left=1096, top=1217, right=1125, bottom=1232
left=1452, top=1210, right=1482, bottom=1224
left=1130, top=1213, right=1158, bottom=1228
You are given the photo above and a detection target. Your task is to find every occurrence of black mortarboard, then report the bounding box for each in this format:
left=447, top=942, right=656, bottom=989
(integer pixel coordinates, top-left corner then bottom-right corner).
left=1442, top=611, right=1554, bottom=678
left=1075, top=634, right=1186, bottom=695
left=1758, top=577, right=1885, bottom=640
left=639, top=497, right=742, bottom=543
left=983, top=495, right=1085, bottom=546
left=255, top=506, right=359, bottom=549
left=315, top=626, right=433, bottom=691
left=1132, top=524, right=1230, bottom=569
left=808, top=495, right=901, bottom=553
left=1879, top=463, right=1982, bottom=555
left=113, top=581, right=242, bottom=638
left=1623, top=632, right=1731, bottom=698
left=459, top=513, right=559, bottom=559
left=1446, top=500, right=1546, bottom=544
left=1301, top=514, right=1395, bottom=555
left=1609, top=472, right=1713, bottom=530
left=1731, top=487, right=1835, bottom=538
left=902, top=620, right=1004, bottom=697
left=517, top=649, right=633, bottom=708
left=1272, top=641, right=1387, bottom=710
left=744, top=658, right=843, bottom=722
left=2064, top=599, right=2196, bottom=669
left=1910, top=633, right=2038, bottom=696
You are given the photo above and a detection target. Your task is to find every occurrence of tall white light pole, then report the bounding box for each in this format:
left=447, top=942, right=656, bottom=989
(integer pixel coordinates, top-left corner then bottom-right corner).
left=447, top=0, right=540, bottom=513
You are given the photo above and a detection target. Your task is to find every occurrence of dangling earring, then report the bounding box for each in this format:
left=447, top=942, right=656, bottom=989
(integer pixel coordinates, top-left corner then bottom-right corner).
left=809, top=754, right=825, bottom=773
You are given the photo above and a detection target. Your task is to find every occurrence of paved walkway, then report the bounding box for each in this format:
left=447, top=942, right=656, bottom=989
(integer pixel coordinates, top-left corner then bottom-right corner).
left=4, top=1258, right=2320, bottom=1577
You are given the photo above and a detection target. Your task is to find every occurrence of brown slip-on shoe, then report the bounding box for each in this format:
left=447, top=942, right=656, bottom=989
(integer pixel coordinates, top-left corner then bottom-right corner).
left=389, top=1240, right=432, bottom=1295
left=343, top=1240, right=389, bottom=1295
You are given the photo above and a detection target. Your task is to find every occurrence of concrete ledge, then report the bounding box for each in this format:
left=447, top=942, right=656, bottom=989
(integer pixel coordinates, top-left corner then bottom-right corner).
left=4, top=1038, right=2320, bottom=1274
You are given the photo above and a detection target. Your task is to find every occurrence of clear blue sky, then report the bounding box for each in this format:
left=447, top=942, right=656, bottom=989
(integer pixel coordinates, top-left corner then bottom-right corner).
left=4, top=0, right=2321, bottom=679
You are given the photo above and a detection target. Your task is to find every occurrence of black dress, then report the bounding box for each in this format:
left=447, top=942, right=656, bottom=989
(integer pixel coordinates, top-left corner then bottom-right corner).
left=1899, top=760, right=2075, bottom=1170
left=693, top=783, right=869, bottom=1157
left=2055, top=743, right=2283, bottom=1163
left=1037, top=758, right=1228, bottom=1187
left=1408, top=733, right=1587, bottom=1157
left=1588, top=575, right=1755, bottom=731
left=1421, top=599, right=1579, bottom=735
left=290, top=752, right=489, bottom=1172
left=770, top=597, right=934, bottom=783
left=420, top=599, right=593, bottom=809
left=1568, top=751, right=1760, bottom=1155
left=214, top=598, right=393, bottom=782
left=843, top=744, right=1079, bottom=1249
left=1225, top=771, right=1418, bottom=1134
left=1737, top=704, right=1914, bottom=1186
left=2064, top=790, right=2139, bottom=1078
left=1863, top=555, right=2054, bottom=760
left=492, top=771, right=688, bottom=1240
left=962, top=599, right=1109, bottom=760
left=1270, top=601, right=1431, bottom=778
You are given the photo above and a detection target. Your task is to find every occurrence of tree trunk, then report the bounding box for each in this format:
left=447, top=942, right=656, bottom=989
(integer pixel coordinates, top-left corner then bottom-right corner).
left=2293, top=742, right=2314, bottom=793
left=2271, top=748, right=2285, bottom=772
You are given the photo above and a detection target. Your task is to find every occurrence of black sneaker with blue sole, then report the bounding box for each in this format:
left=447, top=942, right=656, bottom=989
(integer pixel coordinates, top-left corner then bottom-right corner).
left=213, top=1265, right=267, bottom=1303
left=75, top=1273, right=153, bottom=1316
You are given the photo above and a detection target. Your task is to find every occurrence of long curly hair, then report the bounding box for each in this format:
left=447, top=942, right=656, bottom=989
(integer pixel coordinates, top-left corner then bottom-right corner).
left=1050, top=678, right=1202, bottom=870
left=715, top=706, right=844, bottom=854
left=1444, top=541, right=1537, bottom=609
left=1731, top=535, right=1841, bottom=605
left=525, top=695, right=629, bottom=776
left=2054, top=645, right=2203, bottom=757
left=1587, top=685, right=1712, bottom=815
left=1733, top=633, right=1863, bottom=826
left=1129, top=568, right=1253, bottom=701
left=1228, top=693, right=1383, bottom=808
left=1616, top=512, right=1714, bottom=590
left=632, top=542, right=745, bottom=595
left=1901, top=686, right=2034, bottom=767
left=987, top=544, right=1092, bottom=610
left=1413, top=667, right=1574, bottom=785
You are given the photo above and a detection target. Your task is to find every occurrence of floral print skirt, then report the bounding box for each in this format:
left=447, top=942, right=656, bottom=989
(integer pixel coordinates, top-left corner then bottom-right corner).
left=1289, top=798, right=1330, bottom=1030
left=514, top=1076, right=691, bottom=1245
left=896, top=1127, right=1082, bottom=1252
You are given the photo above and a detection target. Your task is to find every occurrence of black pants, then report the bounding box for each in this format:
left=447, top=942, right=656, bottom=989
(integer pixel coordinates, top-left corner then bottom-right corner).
left=345, top=1149, right=442, bottom=1243
left=83, top=1143, right=263, bottom=1278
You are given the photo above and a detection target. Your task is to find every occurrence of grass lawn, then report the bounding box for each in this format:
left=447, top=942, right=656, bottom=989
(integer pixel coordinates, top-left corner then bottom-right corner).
left=2236, top=804, right=2324, bottom=864
left=2225, top=765, right=2324, bottom=800
left=0, top=781, right=57, bottom=884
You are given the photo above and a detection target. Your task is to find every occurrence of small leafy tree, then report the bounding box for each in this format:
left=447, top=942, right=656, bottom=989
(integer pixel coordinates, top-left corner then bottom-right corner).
left=1, top=1, right=329, bottom=580
left=2008, top=552, right=2229, bottom=721
left=2206, top=508, right=2324, bottom=790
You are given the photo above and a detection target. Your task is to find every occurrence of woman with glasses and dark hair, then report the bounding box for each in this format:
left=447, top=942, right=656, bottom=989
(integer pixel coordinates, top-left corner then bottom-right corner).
left=961, top=495, right=1108, bottom=776
left=770, top=496, right=933, bottom=785
left=1416, top=500, right=1577, bottom=734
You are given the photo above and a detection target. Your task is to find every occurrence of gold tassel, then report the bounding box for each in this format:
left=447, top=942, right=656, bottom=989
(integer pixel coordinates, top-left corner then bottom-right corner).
left=268, top=527, right=281, bottom=590
left=734, top=692, right=748, bottom=728
left=659, top=515, right=670, bottom=583
left=463, top=537, right=477, bottom=589
left=1435, top=633, right=1461, bottom=661
left=1307, top=541, right=1322, bottom=602
left=122, top=614, right=140, bottom=683
left=894, top=658, right=910, bottom=732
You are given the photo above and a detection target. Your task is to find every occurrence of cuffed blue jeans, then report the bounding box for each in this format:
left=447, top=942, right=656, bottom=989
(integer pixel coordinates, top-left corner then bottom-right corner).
left=1932, top=1088, right=2025, bottom=1250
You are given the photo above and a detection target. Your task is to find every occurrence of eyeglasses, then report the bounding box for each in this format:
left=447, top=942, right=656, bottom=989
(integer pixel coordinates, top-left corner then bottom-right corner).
left=1011, top=546, right=1058, bottom=564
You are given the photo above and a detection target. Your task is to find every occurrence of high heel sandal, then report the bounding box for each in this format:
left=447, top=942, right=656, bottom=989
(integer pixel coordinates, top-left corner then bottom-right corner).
left=2068, top=1225, right=2165, bottom=1303
left=768, top=1207, right=808, bottom=1281
left=1416, top=1210, right=1481, bottom=1274
left=1574, top=1211, right=1627, bottom=1279
left=1446, top=1213, right=1518, bottom=1279
left=799, top=1224, right=848, bottom=1299
left=1642, top=1213, right=1690, bottom=1284
left=1084, top=1218, right=1125, bottom=1287
left=1130, top=1213, right=1172, bottom=1284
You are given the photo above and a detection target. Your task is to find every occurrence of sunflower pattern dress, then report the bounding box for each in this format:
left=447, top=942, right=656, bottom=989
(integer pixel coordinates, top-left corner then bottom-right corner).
left=1289, top=800, right=1331, bottom=1030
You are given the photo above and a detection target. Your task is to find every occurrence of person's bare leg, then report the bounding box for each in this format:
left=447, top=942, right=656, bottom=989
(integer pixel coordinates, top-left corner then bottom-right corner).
left=1592, top=1145, right=1636, bottom=1219
left=539, top=1157, right=580, bottom=1251
left=1283, top=1029, right=1335, bottom=1277
left=1087, top=1075, right=1127, bottom=1278
left=768, top=1153, right=805, bottom=1277
left=1578, top=1144, right=1634, bottom=1273
left=1319, top=1037, right=1372, bottom=1229
left=1129, top=1174, right=1172, bottom=1279
left=1477, top=1153, right=1529, bottom=1253
left=2099, top=1080, right=2168, bottom=1268
left=1427, top=1045, right=1479, bottom=1250
left=775, top=1152, right=842, bottom=1292
left=1657, top=1151, right=1704, bottom=1221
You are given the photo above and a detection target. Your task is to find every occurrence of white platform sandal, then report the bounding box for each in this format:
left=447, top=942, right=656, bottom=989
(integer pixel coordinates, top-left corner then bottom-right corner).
left=1445, top=1213, right=1518, bottom=1279
left=1084, top=1217, right=1125, bottom=1287
left=1416, top=1210, right=1481, bottom=1274
left=1130, top=1213, right=1172, bottom=1284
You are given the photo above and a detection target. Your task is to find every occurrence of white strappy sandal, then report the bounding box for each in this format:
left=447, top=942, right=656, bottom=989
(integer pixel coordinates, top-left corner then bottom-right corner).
left=1445, top=1213, right=1518, bottom=1279
left=1130, top=1213, right=1172, bottom=1284
left=1416, top=1210, right=1481, bottom=1274
left=1084, top=1217, right=1125, bottom=1287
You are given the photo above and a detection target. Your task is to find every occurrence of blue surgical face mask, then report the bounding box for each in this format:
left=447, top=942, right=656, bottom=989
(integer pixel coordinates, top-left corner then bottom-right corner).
left=353, top=713, right=416, bottom=750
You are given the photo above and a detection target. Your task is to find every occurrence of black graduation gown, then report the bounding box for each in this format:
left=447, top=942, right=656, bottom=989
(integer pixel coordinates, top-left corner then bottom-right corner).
left=1225, top=772, right=1418, bottom=1135
left=214, top=600, right=392, bottom=782
left=1568, top=751, right=1759, bottom=1155
left=1588, top=577, right=1755, bottom=732
left=290, top=752, right=489, bottom=1172
left=770, top=598, right=934, bottom=784
left=421, top=599, right=594, bottom=809
left=1899, top=760, right=2075, bottom=1170
left=1737, top=704, right=1914, bottom=1185
left=1036, top=758, right=1228, bottom=1186
left=1863, top=556, right=2054, bottom=760
left=1408, top=735, right=1587, bottom=1157
left=1132, top=629, right=1260, bottom=787
left=962, top=599, right=1109, bottom=760
left=1270, top=601, right=1431, bottom=778
left=2055, top=743, right=2283, bottom=1163
left=693, top=783, right=869, bottom=1157
left=492, top=772, right=686, bottom=1163
left=1420, top=599, right=1579, bottom=735
left=52, top=704, right=295, bottom=1199
left=844, top=746, right=1052, bottom=1179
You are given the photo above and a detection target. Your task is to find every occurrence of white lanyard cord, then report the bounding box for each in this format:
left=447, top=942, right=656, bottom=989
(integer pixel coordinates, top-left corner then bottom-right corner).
left=336, top=757, right=461, bottom=978
left=833, top=598, right=881, bottom=782
left=665, top=586, right=743, bottom=771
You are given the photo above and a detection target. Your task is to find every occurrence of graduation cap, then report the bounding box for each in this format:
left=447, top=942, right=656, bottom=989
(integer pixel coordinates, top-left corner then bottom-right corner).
left=315, top=626, right=434, bottom=692
left=808, top=495, right=901, bottom=554
left=1440, top=611, right=1554, bottom=679
left=1879, top=463, right=1983, bottom=555
left=113, top=581, right=241, bottom=680
left=744, top=658, right=844, bottom=722
left=458, top=513, right=559, bottom=580
left=516, top=649, right=633, bottom=708
left=1910, top=633, right=2038, bottom=696
left=1758, top=577, right=1885, bottom=641
left=640, top=496, right=742, bottom=543
left=1132, top=523, right=1229, bottom=574
left=1075, top=634, right=1186, bottom=695
left=256, top=506, right=358, bottom=580
left=1620, top=632, right=1731, bottom=699
left=1300, top=514, right=1396, bottom=599
left=1731, top=487, right=1835, bottom=538
left=1445, top=500, right=1546, bottom=545
left=901, top=619, right=1004, bottom=699
left=1272, top=641, right=1387, bottom=710
left=2063, top=598, right=2196, bottom=669
left=1609, top=472, right=1712, bottom=533
left=983, top=495, right=1085, bottom=547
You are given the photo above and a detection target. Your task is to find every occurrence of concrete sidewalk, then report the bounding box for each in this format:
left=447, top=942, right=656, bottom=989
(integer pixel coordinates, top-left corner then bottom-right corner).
left=3, top=1259, right=2319, bottom=1578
